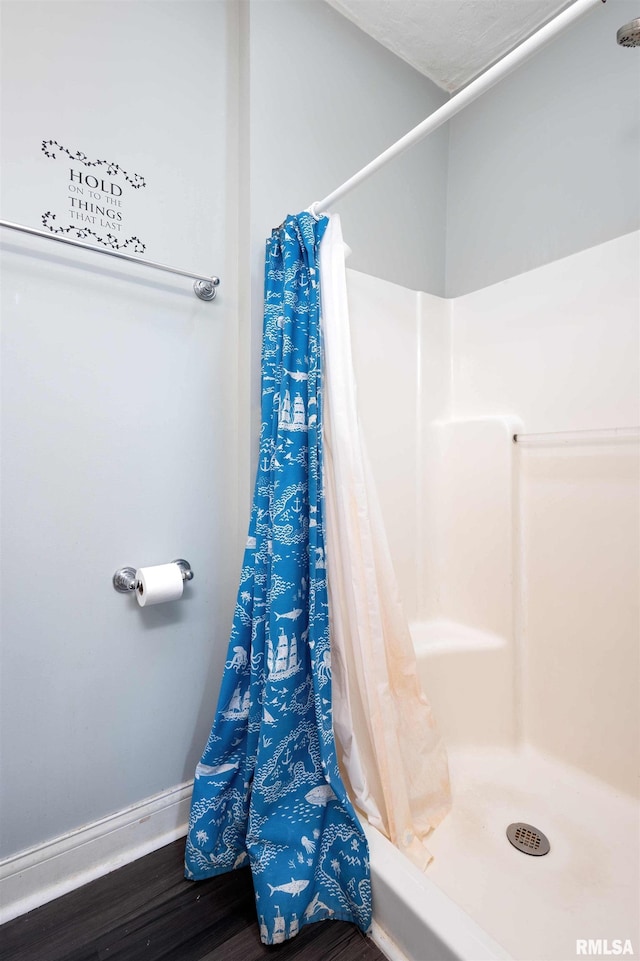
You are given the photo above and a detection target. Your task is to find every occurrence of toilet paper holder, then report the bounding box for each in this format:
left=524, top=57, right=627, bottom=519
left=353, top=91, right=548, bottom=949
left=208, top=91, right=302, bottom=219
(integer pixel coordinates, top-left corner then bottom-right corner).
left=113, top=559, right=194, bottom=593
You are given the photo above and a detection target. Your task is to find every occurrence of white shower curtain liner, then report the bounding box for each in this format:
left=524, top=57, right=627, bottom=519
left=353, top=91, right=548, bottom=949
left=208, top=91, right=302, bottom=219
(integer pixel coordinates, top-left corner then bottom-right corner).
left=319, top=214, right=452, bottom=869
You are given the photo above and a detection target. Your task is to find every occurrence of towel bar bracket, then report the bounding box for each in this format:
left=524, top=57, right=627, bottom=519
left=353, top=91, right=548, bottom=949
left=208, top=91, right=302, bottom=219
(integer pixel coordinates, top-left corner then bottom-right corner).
left=194, top=279, right=220, bottom=301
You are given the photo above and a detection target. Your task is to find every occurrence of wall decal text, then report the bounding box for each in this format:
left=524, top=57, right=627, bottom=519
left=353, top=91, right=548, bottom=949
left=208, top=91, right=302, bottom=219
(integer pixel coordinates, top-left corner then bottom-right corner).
left=40, top=139, right=147, bottom=251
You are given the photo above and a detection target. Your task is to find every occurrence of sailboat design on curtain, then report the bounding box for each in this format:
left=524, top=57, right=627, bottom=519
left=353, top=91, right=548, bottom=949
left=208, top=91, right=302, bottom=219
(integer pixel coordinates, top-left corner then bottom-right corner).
left=184, top=212, right=371, bottom=944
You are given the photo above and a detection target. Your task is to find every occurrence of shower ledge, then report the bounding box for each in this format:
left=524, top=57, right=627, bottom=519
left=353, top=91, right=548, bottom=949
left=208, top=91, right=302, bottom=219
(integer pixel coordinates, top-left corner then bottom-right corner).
left=410, top=619, right=506, bottom=655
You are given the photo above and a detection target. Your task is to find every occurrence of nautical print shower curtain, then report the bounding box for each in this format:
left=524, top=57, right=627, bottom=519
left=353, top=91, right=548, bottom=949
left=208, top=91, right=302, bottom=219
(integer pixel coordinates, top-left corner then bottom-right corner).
left=185, top=212, right=371, bottom=945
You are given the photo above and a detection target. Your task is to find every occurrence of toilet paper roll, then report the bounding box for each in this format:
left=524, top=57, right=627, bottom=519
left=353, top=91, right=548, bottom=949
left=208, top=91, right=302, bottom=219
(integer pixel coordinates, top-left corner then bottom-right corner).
left=135, top=563, right=183, bottom=607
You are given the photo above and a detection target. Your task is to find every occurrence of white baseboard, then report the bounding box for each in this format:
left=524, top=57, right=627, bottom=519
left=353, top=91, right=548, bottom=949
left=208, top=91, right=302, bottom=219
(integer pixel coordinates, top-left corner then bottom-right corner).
left=0, top=780, right=193, bottom=925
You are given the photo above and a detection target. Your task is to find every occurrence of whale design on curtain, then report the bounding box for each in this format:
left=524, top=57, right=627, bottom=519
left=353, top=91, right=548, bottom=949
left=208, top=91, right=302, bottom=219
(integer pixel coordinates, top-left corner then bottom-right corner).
left=185, top=212, right=371, bottom=945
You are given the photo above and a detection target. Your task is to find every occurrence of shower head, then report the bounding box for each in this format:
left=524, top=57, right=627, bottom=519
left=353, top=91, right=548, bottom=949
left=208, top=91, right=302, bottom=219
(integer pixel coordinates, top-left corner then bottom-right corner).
left=617, top=17, right=640, bottom=46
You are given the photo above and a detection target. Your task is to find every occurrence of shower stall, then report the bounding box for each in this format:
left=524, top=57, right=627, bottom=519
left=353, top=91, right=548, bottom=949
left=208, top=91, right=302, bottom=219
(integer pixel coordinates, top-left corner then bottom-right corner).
left=307, top=6, right=639, bottom=951
left=344, top=231, right=639, bottom=960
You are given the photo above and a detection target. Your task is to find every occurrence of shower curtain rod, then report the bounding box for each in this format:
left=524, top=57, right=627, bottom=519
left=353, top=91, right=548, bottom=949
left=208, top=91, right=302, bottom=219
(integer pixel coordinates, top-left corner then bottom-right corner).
left=313, top=0, right=605, bottom=213
left=0, top=219, right=220, bottom=301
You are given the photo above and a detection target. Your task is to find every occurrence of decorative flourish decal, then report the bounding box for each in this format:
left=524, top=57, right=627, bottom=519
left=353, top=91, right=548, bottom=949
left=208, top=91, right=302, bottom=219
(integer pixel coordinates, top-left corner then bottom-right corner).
left=41, top=211, right=146, bottom=253
left=39, top=138, right=147, bottom=251
left=41, top=140, right=146, bottom=189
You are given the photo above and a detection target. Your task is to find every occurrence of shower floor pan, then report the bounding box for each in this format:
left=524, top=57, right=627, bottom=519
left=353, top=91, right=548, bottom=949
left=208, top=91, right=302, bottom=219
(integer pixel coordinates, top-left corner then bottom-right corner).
left=367, top=746, right=639, bottom=961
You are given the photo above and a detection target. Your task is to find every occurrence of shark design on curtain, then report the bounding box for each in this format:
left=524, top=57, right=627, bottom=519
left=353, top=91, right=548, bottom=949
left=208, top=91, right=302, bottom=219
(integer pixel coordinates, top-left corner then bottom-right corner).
left=185, top=212, right=371, bottom=945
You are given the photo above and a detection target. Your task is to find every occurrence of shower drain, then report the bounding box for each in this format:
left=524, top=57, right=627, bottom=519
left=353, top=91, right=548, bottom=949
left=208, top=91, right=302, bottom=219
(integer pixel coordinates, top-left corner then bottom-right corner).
left=506, top=822, right=550, bottom=856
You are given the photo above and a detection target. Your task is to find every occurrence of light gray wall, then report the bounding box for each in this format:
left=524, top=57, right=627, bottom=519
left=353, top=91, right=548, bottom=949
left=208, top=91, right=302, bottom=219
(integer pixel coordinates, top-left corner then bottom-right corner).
left=250, top=0, right=449, bottom=296
left=0, top=1, right=245, bottom=859
left=247, top=0, right=449, bottom=472
left=0, top=0, right=447, bottom=863
left=7, top=0, right=634, bottom=867
left=446, top=0, right=640, bottom=297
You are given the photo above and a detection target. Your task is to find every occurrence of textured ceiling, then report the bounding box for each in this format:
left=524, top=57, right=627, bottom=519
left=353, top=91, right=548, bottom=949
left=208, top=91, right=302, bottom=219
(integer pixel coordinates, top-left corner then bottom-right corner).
left=325, top=0, right=573, bottom=92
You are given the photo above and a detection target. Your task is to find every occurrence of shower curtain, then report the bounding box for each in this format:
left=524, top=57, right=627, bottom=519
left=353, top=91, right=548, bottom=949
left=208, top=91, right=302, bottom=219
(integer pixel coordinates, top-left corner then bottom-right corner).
left=185, top=212, right=371, bottom=945
left=319, top=213, right=451, bottom=869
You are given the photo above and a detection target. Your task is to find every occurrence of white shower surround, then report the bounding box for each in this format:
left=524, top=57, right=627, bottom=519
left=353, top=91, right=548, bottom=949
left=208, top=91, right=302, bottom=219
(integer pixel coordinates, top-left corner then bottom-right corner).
left=345, top=231, right=640, bottom=961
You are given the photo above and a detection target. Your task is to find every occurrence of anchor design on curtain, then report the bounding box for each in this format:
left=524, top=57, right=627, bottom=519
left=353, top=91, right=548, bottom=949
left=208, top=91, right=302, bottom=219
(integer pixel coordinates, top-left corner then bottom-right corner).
left=185, top=212, right=371, bottom=945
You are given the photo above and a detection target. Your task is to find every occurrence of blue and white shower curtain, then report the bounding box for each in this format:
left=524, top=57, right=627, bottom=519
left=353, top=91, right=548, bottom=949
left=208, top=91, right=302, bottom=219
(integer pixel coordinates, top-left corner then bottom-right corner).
left=185, top=212, right=371, bottom=944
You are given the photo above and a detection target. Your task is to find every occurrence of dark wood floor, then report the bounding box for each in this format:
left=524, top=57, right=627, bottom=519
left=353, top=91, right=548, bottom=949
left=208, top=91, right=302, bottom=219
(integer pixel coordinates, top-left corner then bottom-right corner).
left=0, top=839, right=387, bottom=961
